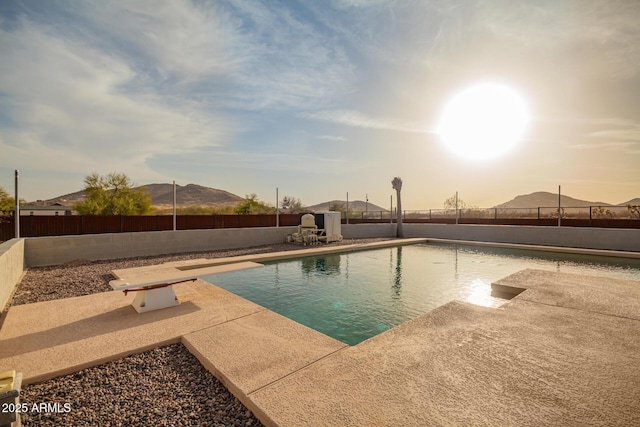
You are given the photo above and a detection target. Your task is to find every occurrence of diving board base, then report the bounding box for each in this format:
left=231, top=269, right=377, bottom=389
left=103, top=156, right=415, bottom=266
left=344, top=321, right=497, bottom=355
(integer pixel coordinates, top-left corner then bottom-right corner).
left=131, top=286, right=180, bottom=313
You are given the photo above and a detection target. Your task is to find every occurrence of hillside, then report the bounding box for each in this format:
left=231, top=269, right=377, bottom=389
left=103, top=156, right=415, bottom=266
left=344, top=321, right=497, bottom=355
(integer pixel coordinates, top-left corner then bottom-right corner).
left=46, top=183, right=243, bottom=207
left=144, top=184, right=243, bottom=207
left=494, top=192, right=613, bottom=209
left=622, top=198, right=640, bottom=206
left=307, top=200, right=387, bottom=212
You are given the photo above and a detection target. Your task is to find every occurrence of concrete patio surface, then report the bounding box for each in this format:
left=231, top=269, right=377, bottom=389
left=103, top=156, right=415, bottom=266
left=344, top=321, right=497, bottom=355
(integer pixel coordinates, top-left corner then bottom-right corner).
left=1, top=241, right=639, bottom=426
left=248, top=290, right=640, bottom=426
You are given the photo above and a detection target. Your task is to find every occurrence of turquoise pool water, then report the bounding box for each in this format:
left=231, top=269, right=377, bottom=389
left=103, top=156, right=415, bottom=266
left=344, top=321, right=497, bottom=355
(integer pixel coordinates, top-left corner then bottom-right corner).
left=201, top=243, right=640, bottom=345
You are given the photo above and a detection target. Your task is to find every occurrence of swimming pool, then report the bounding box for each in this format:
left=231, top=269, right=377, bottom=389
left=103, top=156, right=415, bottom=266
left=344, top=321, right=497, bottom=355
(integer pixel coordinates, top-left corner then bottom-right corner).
left=201, top=243, right=640, bottom=345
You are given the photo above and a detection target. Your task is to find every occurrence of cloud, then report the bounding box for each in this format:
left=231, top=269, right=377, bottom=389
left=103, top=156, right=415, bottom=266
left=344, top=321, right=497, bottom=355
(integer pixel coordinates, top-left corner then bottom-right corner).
left=317, top=135, right=347, bottom=142
left=0, top=13, right=230, bottom=180
left=568, top=118, right=640, bottom=154
left=300, top=110, right=431, bottom=134
left=471, top=0, right=640, bottom=79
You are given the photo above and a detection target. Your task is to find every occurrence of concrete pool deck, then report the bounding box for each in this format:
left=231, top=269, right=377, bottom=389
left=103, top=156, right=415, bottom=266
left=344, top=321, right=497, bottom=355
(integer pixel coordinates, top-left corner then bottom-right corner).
left=1, top=240, right=640, bottom=425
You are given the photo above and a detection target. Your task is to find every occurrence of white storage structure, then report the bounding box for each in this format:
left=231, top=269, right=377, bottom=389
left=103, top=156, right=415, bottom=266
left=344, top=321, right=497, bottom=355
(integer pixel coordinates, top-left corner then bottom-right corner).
left=314, top=211, right=342, bottom=243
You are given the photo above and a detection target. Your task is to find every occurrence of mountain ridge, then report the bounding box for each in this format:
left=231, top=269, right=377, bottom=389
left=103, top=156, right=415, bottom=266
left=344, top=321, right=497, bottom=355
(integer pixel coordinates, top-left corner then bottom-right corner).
left=307, top=200, right=388, bottom=212
left=44, top=183, right=243, bottom=207
left=493, top=191, right=615, bottom=209
left=34, top=186, right=640, bottom=210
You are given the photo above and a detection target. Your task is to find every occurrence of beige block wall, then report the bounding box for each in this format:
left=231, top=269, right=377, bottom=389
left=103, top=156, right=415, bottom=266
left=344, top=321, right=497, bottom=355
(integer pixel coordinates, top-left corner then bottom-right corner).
left=402, top=224, right=640, bottom=252
left=16, top=223, right=640, bottom=268
left=24, top=227, right=299, bottom=267
left=0, top=238, right=25, bottom=312
left=341, top=223, right=396, bottom=239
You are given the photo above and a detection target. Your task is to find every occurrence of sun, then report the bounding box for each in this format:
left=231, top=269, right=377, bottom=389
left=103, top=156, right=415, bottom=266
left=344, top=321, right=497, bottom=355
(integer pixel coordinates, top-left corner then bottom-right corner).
left=437, top=83, right=530, bottom=160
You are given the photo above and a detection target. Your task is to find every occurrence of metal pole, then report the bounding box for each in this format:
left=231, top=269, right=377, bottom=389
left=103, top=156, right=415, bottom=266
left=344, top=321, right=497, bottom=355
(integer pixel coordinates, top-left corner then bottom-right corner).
left=173, top=180, right=177, bottom=231
left=558, top=185, right=561, bottom=227
left=390, top=195, right=393, bottom=224
left=455, top=191, right=459, bottom=225
left=14, top=169, right=20, bottom=238
left=276, top=187, right=279, bottom=227
left=346, top=192, right=349, bottom=225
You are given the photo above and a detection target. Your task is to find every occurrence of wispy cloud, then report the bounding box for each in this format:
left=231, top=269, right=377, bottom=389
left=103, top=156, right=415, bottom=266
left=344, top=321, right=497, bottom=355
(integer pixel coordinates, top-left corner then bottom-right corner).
left=317, top=135, right=347, bottom=142
left=0, top=12, right=230, bottom=180
left=300, top=110, right=431, bottom=134
left=0, top=0, right=358, bottom=184
left=471, top=0, right=640, bottom=79
left=569, top=118, right=640, bottom=154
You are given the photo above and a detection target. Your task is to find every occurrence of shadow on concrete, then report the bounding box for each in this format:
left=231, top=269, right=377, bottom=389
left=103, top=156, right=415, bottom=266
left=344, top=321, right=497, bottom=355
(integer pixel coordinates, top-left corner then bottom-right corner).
left=0, top=302, right=200, bottom=358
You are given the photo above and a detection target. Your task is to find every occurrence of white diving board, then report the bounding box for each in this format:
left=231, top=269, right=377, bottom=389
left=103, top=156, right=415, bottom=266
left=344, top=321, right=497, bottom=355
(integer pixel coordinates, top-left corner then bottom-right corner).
left=109, top=276, right=197, bottom=313
left=110, top=261, right=264, bottom=313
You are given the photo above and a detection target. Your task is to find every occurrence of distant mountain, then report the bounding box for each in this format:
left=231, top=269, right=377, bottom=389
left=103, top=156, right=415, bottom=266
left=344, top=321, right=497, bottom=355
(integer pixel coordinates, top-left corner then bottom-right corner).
left=622, top=198, right=640, bottom=206
left=494, top=192, right=613, bottom=209
left=307, top=200, right=387, bottom=212
left=45, top=183, right=243, bottom=207
left=144, top=183, right=243, bottom=207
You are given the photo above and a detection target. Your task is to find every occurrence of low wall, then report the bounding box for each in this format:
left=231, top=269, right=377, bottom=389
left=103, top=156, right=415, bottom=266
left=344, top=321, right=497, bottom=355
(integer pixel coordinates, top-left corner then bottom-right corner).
left=24, top=227, right=298, bottom=267
left=342, top=223, right=396, bottom=240
left=403, top=224, right=640, bottom=252
left=20, top=223, right=640, bottom=268
left=0, top=238, right=25, bottom=312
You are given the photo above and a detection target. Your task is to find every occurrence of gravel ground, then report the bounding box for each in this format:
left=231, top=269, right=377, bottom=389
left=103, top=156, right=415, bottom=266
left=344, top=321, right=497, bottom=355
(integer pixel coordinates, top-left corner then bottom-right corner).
left=20, top=343, right=262, bottom=427
left=8, top=238, right=392, bottom=426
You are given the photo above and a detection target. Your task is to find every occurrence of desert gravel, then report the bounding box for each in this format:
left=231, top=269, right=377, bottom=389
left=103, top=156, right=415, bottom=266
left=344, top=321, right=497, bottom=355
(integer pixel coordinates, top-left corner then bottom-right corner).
left=8, top=238, right=391, bottom=426
left=20, top=343, right=262, bottom=427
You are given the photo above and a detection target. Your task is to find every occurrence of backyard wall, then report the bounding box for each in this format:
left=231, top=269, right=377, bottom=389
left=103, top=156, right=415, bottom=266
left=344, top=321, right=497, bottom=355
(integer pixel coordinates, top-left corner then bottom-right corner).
left=341, top=223, right=396, bottom=240
left=24, top=227, right=299, bottom=267
left=403, top=224, right=640, bottom=252
left=17, top=222, right=640, bottom=268
left=0, top=238, right=24, bottom=313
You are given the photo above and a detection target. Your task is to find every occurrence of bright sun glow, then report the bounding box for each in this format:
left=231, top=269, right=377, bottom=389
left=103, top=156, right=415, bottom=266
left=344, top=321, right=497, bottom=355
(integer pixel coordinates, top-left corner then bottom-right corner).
left=437, top=83, right=530, bottom=160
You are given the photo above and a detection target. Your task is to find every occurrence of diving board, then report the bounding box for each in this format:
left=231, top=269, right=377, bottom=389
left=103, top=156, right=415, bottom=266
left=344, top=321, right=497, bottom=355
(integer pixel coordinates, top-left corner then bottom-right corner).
left=110, top=261, right=264, bottom=313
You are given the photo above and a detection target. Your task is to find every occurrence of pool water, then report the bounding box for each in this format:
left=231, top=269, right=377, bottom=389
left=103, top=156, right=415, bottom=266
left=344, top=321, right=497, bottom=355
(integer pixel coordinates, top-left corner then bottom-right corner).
left=201, top=243, right=640, bottom=345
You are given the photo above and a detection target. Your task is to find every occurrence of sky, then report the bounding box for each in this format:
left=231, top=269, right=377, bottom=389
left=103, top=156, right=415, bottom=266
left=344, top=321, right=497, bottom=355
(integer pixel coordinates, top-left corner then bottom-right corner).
left=1, top=0, right=639, bottom=210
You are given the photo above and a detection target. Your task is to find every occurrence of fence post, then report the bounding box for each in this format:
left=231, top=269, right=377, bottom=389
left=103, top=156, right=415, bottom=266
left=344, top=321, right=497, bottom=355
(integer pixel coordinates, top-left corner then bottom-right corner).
left=14, top=170, right=20, bottom=239
left=120, top=215, right=123, bottom=232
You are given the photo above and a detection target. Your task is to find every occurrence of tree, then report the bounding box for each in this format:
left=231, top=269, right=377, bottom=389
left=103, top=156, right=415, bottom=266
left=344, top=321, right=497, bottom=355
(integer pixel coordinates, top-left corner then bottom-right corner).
left=74, top=172, right=151, bottom=215
left=234, top=194, right=273, bottom=214
left=280, top=196, right=305, bottom=213
left=592, top=206, right=613, bottom=218
left=0, top=186, right=14, bottom=211
left=328, top=201, right=355, bottom=218
left=0, top=187, right=24, bottom=212
left=443, top=194, right=469, bottom=210
left=329, top=201, right=345, bottom=212
left=392, top=177, right=404, bottom=237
